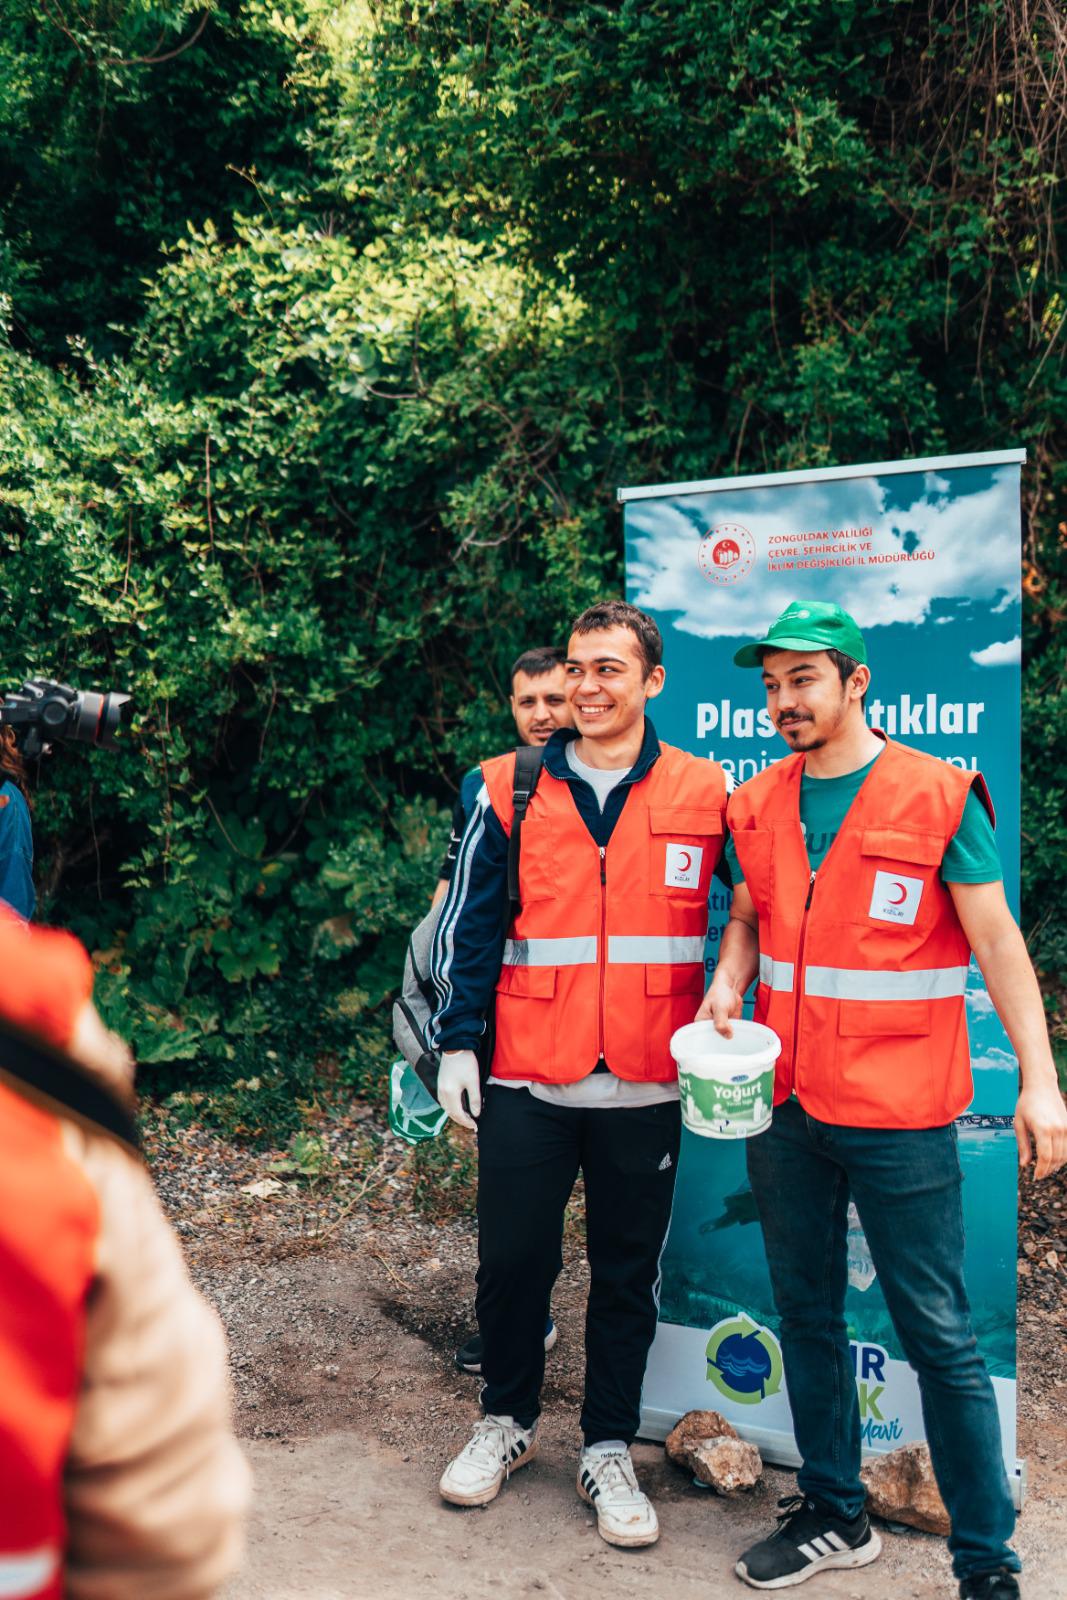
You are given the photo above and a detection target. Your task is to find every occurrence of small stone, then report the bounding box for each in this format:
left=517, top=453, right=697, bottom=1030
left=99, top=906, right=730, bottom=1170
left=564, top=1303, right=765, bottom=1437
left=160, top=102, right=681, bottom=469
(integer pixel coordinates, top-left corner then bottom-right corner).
left=688, top=1436, right=763, bottom=1494
left=861, top=1442, right=950, bottom=1536
left=324, top=1364, right=339, bottom=1379
left=665, top=1408, right=738, bottom=1465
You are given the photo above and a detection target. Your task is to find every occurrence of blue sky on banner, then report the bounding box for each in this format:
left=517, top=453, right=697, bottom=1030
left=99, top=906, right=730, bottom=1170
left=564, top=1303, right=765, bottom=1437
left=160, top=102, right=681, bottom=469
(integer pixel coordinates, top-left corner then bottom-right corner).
left=626, top=464, right=1020, bottom=668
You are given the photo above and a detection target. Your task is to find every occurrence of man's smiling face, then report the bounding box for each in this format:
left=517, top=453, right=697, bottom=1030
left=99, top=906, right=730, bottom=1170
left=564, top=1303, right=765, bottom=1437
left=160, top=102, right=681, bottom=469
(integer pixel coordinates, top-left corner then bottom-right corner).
left=565, top=625, right=663, bottom=743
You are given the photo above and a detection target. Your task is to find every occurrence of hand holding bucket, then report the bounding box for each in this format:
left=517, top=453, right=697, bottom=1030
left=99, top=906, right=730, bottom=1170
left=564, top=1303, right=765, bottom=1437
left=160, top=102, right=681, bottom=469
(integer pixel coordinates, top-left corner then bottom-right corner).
left=669, top=1019, right=782, bottom=1140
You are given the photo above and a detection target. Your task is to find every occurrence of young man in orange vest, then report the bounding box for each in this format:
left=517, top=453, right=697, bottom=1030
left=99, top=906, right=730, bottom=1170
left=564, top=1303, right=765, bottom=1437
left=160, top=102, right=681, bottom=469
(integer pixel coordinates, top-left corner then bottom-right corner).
left=433, top=645, right=575, bottom=1373
left=700, top=600, right=1067, bottom=1600
left=432, top=646, right=574, bottom=911
left=430, top=600, right=729, bottom=1547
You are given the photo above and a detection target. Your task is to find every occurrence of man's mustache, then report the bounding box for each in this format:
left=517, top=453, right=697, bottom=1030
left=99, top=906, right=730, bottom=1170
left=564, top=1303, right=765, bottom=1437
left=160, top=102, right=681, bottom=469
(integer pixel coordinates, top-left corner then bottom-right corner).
left=777, top=713, right=813, bottom=727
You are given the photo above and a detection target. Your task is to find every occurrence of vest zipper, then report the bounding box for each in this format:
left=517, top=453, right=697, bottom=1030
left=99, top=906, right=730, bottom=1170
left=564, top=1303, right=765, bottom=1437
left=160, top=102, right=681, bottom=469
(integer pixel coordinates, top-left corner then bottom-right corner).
left=598, top=846, right=607, bottom=1063
left=791, top=870, right=816, bottom=1095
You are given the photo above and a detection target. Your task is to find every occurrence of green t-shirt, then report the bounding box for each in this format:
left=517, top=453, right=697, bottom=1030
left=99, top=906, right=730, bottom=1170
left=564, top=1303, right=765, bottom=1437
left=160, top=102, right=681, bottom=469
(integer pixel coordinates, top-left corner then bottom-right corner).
left=724, top=749, right=1001, bottom=885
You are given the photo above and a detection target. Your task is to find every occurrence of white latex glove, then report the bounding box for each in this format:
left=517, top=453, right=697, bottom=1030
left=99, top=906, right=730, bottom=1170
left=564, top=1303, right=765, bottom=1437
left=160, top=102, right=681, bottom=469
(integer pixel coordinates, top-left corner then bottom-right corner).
left=437, top=1049, right=482, bottom=1130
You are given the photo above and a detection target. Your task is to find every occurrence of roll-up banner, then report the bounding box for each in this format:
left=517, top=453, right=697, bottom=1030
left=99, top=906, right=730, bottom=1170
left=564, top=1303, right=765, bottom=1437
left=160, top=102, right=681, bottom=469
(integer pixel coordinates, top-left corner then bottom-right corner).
left=621, top=450, right=1024, bottom=1502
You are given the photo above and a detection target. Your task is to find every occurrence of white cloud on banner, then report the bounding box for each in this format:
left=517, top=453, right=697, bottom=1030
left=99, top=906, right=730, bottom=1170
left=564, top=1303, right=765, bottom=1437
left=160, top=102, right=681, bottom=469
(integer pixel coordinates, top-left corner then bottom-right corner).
left=626, top=468, right=1020, bottom=641
left=970, top=636, right=1021, bottom=668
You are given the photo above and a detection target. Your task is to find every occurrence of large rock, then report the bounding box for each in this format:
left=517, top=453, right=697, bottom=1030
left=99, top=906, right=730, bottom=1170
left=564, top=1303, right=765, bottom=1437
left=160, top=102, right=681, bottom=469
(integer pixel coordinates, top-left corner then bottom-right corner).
left=861, top=1442, right=951, bottom=1535
left=665, top=1410, right=762, bottom=1494
left=690, top=1436, right=763, bottom=1494
left=665, top=1409, right=738, bottom=1465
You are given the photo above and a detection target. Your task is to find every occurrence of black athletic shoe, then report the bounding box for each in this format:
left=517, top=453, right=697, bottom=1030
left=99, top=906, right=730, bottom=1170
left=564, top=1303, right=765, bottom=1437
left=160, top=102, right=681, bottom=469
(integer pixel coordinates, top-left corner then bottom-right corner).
left=454, top=1319, right=558, bottom=1375
left=958, top=1571, right=1021, bottom=1600
left=736, top=1494, right=882, bottom=1589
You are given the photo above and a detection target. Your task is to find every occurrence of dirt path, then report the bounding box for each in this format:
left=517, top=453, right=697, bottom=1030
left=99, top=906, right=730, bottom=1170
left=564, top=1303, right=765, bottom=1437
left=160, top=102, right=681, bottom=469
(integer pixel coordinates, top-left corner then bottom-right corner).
left=198, top=1253, right=1066, bottom=1600
left=149, top=1111, right=1067, bottom=1599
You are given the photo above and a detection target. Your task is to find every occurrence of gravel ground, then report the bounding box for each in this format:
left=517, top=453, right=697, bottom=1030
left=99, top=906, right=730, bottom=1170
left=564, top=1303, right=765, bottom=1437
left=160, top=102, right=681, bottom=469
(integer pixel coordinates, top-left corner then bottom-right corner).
left=144, top=1102, right=1067, bottom=1598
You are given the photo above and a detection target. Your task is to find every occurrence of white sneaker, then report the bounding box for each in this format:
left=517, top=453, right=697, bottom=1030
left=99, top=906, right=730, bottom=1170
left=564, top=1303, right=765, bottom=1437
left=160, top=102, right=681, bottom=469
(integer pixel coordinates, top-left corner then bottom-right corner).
left=439, top=1414, right=538, bottom=1507
left=577, top=1445, right=660, bottom=1547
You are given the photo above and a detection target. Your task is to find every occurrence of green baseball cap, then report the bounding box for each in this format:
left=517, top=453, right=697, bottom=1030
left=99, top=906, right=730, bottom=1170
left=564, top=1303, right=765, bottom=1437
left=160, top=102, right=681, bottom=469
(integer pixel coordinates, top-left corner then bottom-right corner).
left=733, top=599, right=867, bottom=668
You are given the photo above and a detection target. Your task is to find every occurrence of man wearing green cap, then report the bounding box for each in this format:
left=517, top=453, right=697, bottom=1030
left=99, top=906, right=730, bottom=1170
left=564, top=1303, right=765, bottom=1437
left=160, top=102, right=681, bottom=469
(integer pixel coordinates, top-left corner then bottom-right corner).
left=699, top=600, right=1067, bottom=1599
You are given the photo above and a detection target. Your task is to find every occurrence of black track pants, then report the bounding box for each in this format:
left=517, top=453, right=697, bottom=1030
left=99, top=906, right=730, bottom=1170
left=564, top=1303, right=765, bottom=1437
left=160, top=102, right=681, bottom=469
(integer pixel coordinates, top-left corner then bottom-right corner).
left=474, top=1084, right=681, bottom=1444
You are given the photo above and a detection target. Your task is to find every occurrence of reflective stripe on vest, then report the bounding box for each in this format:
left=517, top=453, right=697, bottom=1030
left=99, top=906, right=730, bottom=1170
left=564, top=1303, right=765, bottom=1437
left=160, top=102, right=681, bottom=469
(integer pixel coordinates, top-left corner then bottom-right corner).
left=758, top=955, right=795, bottom=993
left=0, top=1549, right=60, bottom=1600
left=503, top=936, right=597, bottom=967
left=607, top=935, right=705, bottom=964
left=759, top=957, right=970, bottom=1003
left=804, top=964, right=970, bottom=1002
left=502, top=934, right=706, bottom=966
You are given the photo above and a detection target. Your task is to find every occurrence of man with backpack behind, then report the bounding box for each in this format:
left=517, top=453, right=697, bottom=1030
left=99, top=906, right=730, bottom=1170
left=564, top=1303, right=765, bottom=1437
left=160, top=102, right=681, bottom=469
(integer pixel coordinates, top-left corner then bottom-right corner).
left=429, top=601, right=729, bottom=1549
left=432, top=645, right=573, bottom=907
left=399, top=644, right=573, bottom=1374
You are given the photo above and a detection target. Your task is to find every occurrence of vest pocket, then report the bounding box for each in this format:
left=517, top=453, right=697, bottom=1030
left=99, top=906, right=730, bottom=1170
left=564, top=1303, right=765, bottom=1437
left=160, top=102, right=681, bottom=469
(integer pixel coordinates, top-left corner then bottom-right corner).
left=645, top=963, right=705, bottom=996
left=514, top=819, right=557, bottom=902
left=837, top=999, right=931, bottom=1036
left=495, top=965, right=557, bottom=999
left=859, top=828, right=942, bottom=865
left=649, top=807, right=722, bottom=899
left=645, top=963, right=705, bottom=1077
left=730, top=826, right=772, bottom=911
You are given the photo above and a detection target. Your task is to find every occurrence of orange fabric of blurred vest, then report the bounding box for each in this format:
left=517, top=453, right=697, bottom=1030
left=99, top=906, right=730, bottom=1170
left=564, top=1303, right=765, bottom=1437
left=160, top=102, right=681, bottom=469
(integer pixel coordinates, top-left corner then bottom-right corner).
left=729, top=736, right=994, bottom=1128
left=0, top=908, right=93, bottom=1600
left=0, top=1085, right=96, bottom=1600
left=482, top=742, right=727, bottom=1083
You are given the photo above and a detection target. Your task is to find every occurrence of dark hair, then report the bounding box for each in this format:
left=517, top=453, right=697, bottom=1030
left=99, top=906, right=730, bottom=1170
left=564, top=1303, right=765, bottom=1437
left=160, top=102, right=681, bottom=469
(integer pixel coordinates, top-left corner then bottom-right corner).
left=569, top=600, right=663, bottom=679
left=509, top=645, right=566, bottom=692
left=0, top=726, right=32, bottom=809
left=827, top=648, right=868, bottom=710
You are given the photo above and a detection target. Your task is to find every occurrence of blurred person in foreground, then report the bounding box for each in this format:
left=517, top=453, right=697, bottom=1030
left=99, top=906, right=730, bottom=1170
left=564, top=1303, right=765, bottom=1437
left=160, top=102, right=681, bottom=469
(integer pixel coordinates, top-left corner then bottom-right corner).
left=0, top=905, right=249, bottom=1600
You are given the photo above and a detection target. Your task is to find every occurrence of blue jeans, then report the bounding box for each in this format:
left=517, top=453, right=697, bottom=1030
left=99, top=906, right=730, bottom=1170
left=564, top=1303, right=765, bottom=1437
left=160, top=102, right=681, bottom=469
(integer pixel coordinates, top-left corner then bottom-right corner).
left=746, top=1097, right=1019, bottom=1580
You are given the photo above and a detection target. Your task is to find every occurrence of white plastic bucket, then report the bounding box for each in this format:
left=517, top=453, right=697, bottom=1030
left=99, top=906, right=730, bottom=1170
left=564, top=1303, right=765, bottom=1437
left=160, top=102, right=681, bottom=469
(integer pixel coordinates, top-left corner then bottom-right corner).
left=669, top=1019, right=782, bottom=1140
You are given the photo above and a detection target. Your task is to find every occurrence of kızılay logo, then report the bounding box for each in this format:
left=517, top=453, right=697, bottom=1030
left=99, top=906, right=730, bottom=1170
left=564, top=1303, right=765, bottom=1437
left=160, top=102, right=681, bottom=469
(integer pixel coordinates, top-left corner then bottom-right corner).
left=705, top=1314, right=783, bottom=1405
left=698, top=522, right=756, bottom=585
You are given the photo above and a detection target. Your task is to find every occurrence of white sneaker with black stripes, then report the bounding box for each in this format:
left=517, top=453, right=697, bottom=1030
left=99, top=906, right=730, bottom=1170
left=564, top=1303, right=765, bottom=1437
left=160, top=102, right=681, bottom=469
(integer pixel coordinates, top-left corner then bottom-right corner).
left=736, top=1494, right=882, bottom=1588
left=577, top=1444, right=659, bottom=1547
left=439, top=1414, right=538, bottom=1507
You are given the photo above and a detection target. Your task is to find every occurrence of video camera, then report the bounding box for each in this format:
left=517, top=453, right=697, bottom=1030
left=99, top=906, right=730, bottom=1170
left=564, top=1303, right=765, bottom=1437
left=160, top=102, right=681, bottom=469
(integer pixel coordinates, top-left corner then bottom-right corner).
left=0, top=679, right=132, bottom=760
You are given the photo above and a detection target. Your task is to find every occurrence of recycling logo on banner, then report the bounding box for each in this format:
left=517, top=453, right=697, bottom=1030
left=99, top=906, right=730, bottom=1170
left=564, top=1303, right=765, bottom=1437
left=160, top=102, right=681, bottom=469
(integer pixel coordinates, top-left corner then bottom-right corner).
left=705, top=1314, right=784, bottom=1405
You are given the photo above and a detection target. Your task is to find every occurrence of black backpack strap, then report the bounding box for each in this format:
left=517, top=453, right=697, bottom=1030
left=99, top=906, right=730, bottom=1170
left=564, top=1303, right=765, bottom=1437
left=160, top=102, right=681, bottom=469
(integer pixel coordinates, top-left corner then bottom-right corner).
left=507, top=743, right=545, bottom=914
left=0, top=1019, right=141, bottom=1155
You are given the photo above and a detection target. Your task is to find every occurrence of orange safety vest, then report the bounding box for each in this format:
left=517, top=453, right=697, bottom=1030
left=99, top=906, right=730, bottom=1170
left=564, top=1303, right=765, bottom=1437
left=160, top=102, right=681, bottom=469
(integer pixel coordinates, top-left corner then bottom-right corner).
left=729, top=736, right=994, bottom=1128
left=0, top=914, right=94, bottom=1600
left=482, top=741, right=727, bottom=1083
left=0, top=1084, right=96, bottom=1600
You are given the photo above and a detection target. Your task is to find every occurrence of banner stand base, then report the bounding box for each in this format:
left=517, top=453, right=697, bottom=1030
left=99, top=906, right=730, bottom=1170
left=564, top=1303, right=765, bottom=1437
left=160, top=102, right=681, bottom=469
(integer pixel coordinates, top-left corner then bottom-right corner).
left=638, top=1406, right=1026, bottom=1510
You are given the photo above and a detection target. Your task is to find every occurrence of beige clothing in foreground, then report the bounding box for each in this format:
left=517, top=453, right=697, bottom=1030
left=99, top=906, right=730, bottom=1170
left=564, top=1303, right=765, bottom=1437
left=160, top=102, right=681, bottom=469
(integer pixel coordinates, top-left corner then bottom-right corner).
left=60, top=1117, right=251, bottom=1599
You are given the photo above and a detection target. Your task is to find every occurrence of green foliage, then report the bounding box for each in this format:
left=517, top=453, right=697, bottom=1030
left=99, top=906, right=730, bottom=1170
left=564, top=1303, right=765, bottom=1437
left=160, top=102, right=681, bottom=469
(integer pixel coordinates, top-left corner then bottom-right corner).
left=0, top=0, right=1064, bottom=1122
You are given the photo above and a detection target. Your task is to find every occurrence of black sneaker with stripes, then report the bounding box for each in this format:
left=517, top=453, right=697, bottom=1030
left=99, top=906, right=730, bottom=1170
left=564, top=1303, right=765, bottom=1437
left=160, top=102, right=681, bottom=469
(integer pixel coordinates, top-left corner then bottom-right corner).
left=736, top=1494, right=882, bottom=1589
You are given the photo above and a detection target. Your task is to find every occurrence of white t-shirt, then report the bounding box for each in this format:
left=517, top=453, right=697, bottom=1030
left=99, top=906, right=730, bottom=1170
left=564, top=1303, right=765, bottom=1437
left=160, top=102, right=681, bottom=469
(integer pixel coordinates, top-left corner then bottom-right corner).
left=564, top=739, right=629, bottom=809
left=488, top=740, right=680, bottom=1110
